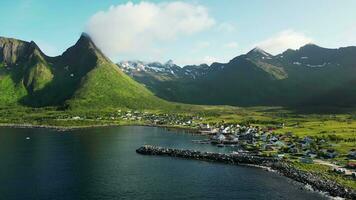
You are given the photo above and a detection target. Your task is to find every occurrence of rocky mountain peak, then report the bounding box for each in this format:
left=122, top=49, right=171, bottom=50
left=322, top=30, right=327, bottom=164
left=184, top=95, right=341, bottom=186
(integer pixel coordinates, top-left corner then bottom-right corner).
left=247, top=47, right=271, bottom=58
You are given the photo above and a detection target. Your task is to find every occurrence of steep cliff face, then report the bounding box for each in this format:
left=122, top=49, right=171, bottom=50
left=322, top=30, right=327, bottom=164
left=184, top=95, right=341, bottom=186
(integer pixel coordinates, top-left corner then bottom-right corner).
left=0, top=37, right=54, bottom=105
left=0, top=37, right=30, bottom=65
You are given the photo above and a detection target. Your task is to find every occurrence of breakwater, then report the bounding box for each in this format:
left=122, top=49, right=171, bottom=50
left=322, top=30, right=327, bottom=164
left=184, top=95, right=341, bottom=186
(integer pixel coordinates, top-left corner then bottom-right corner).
left=136, top=145, right=356, bottom=199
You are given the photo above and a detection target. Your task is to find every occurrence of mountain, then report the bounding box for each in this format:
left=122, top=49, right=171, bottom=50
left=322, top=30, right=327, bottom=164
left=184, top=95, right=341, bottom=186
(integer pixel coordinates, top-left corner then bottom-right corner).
left=118, top=44, right=356, bottom=107
left=0, top=37, right=51, bottom=105
left=0, top=34, right=169, bottom=110
left=117, top=60, right=210, bottom=101
left=2, top=34, right=356, bottom=109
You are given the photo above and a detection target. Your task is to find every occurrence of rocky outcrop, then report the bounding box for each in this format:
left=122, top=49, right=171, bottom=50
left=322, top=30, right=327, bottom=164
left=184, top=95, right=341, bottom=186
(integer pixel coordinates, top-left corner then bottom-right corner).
left=0, top=37, right=42, bottom=65
left=136, top=145, right=356, bottom=199
left=271, top=162, right=354, bottom=199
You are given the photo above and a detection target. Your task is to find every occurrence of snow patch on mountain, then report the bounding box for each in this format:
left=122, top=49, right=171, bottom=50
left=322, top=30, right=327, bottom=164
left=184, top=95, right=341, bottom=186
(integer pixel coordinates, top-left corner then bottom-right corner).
left=118, top=60, right=212, bottom=78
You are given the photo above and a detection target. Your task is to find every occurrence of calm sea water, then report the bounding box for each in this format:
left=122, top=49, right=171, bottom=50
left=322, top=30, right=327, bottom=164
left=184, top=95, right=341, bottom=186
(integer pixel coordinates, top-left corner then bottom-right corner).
left=0, top=126, right=327, bottom=200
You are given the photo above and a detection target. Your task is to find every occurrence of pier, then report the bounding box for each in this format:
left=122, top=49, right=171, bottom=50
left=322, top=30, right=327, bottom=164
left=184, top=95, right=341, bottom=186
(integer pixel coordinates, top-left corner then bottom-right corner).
left=136, top=145, right=356, bottom=199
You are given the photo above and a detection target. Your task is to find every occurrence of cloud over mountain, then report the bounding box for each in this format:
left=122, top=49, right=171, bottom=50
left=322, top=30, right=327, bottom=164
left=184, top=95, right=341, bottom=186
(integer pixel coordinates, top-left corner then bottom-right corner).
left=255, top=30, right=314, bottom=54
left=86, top=1, right=215, bottom=57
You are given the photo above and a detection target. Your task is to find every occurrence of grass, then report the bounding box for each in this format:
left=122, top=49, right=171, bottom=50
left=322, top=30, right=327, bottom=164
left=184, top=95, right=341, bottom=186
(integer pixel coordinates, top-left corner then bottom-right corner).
left=0, top=73, right=27, bottom=105
left=292, top=161, right=356, bottom=190
left=273, top=115, right=356, bottom=154
left=67, top=61, right=172, bottom=110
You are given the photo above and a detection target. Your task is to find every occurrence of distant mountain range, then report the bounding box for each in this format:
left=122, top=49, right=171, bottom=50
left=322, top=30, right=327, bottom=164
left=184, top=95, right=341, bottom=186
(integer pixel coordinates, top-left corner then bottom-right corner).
left=1, top=33, right=356, bottom=109
left=118, top=60, right=210, bottom=80
left=117, top=44, right=356, bottom=107
left=0, top=34, right=169, bottom=109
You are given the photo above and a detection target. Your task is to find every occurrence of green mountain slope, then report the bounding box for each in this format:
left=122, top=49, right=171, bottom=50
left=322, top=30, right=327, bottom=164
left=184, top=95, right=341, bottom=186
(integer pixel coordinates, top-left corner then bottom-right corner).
left=119, top=44, right=356, bottom=107
left=0, top=34, right=170, bottom=110
left=0, top=37, right=54, bottom=105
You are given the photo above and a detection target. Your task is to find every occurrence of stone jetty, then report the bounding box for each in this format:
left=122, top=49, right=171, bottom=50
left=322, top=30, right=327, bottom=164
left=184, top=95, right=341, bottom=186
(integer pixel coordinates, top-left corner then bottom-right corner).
left=136, top=145, right=356, bottom=199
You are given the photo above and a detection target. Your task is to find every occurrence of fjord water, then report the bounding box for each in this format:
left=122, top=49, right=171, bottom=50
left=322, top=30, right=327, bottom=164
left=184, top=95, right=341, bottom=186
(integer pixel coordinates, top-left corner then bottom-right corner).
left=0, top=126, right=326, bottom=200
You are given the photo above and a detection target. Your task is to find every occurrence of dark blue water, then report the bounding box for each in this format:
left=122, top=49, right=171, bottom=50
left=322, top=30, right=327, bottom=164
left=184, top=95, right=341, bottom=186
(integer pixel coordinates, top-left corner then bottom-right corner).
left=0, top=126, right=327, bottom=200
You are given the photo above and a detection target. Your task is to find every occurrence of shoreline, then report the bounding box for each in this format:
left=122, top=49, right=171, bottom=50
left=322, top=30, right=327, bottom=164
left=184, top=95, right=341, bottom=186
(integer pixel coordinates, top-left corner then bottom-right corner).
left=136, top=145, right=356, bottom=199
left=0, top=122, right=201, bottom=134
left=240, top=164, right=345, bottom=200
left=1, top=122, right=354, bottom=199
left=0, top=123, right=119, bottom=131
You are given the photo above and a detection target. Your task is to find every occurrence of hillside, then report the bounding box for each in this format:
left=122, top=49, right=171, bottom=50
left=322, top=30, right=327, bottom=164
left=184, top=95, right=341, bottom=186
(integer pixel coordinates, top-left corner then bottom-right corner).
left=0, top=37, right=52, bottom=105
left=118, top=44, right=356, bottom=107
left=2, top=34, right=356, bottom=109
left=0, top=34, right=170, bottom=110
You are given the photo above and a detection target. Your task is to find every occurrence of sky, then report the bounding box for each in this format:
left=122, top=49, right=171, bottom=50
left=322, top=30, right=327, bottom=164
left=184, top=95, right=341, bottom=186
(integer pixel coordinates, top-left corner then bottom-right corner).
left=1, top=0, right=356, bottom=66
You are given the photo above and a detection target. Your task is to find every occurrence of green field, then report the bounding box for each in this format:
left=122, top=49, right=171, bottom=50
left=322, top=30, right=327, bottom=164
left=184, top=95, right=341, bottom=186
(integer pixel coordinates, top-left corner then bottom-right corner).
left=1, top=105, right=355, bottom=152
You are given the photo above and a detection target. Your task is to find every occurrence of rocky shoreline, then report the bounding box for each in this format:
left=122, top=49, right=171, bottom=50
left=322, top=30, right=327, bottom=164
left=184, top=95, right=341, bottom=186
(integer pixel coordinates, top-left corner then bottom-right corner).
left=0, top=123, right=122, bottom=131
left=136, top=145, right=356, bottom=199
left=0, top=123, right=202, bottom=135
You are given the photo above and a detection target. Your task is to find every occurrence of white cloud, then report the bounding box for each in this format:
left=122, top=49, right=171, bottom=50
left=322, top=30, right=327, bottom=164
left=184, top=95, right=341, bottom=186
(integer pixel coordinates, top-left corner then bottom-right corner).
left=176, top=55, right=223, bottom=66
left=255, top=30, right=314, bottom=55
left=202, top=56, right=219, bottom=64
left=86, top=1, right=215, bottom=57
left=224, top=42, right=238, bottom=49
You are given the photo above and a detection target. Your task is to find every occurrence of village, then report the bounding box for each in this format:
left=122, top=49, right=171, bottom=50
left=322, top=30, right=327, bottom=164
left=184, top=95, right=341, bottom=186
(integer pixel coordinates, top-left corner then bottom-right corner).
left=65, top=110, right=356, bottom=180
left=196, top=122, right=356, bottom=179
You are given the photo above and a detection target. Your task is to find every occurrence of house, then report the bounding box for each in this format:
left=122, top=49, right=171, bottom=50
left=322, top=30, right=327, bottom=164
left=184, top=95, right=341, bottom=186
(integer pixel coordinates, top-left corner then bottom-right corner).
left=276, top=154, right=285, bottom=158
left=303, top=137, right=313, bottom=144
left=261, top=133, right=268, bottom=142
left=270, top=136, right=278, bottom=142
left=224, top=134, right=238, bottom=141
left=239, top=133, right=254, bottom=141
left=346, top=162, right=356, bottom=169
left=222, top=126, right=230, bottom=134
left=274, top=141, right=286, bottom=148
left=348, top=149, right=356, bottom=159
left=300, top=157, right=313, bottom=164
left=200, top=124, right=210, bottom=130
left=289, top=147, right=299, bottom=154
left=320, top=149, right=338, bottom=159
left=211, top=134, right=226, bottom=142
left=217, top=134, right=226, bottom=141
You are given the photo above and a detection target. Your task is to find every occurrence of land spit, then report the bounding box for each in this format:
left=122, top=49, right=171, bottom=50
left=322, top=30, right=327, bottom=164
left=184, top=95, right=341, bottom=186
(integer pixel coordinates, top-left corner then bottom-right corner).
left=136, top=145, right=356, bottom=199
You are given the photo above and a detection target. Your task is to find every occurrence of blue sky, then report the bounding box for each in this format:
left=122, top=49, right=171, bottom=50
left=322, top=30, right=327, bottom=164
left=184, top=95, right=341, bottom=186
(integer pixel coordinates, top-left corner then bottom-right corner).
left=1, top=0, right=356, bottom=65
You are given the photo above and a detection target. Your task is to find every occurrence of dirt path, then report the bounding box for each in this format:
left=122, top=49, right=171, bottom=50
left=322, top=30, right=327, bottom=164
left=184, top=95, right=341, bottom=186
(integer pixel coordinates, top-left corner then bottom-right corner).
left=314, top=159, right=355, bottom=175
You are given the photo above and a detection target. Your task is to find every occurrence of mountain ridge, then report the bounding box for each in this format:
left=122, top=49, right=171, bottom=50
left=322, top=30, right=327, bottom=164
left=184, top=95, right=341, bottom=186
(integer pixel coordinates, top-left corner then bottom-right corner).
left=117, top=44, right=356, bottom=107
left=2, top=34, right=356, bottom=109
left=0, top=33, right=171, bottom=110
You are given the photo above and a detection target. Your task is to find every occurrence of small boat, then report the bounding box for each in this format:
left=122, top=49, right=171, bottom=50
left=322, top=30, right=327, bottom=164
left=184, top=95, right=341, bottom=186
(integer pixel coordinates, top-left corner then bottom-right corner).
left=26, top=137, right=30, bottom=140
